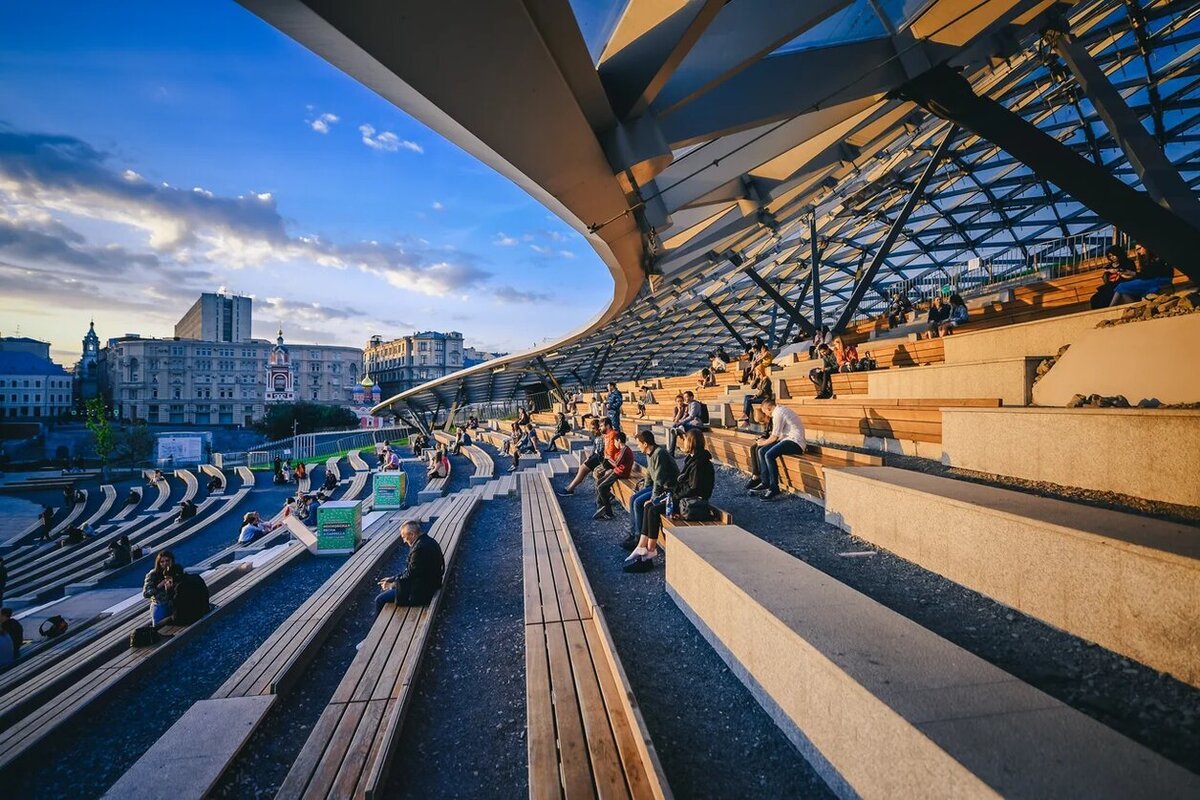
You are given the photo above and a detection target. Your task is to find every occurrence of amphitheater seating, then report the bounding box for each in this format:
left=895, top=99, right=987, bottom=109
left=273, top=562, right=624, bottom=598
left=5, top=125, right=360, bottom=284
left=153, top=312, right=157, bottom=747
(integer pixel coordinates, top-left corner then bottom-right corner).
left=275, top=493, right=480, bottom=799
left=704, top=429, right=882, bottom=500
left=607, top=468, right=732, bottom=546
left=0, top=544, right=304, bottom=771
left=82, top=485, right=117, bottom=528
left=143, top=470, right=172, bottom=511
left=665, top=525, right=1200, bottom=798
left=521, top=472, right=669, bottom=799
left=824, top=467, right=1200, bottom=686
left=201, top=464, right=226, bottom=494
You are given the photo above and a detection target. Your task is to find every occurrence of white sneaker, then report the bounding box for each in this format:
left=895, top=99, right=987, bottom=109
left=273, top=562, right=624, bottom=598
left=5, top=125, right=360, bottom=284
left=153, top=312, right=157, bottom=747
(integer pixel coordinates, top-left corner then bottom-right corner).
left=624, top=546, right=648, bottom=564
left=355, top=640, right=365, bottom=651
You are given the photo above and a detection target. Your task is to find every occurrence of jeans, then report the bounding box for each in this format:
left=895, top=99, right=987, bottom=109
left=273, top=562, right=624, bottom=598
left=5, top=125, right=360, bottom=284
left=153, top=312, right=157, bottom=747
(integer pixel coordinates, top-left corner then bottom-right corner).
left=759, top=439, right=806, bottom=492
left=607, top=410, right=621, bottom=432
left=629, top=486, right=653, bottom=534
left=669, top=420, right=703, bottom=454
left=374, top=587, right=396, bottom=615
left=1112, top=277, right=1169, bottom=302
left=742, top=395, right=765, bottom=420
left=151, top=601, right=171, bottom=626
left=595, top=470, right=620, bottom=512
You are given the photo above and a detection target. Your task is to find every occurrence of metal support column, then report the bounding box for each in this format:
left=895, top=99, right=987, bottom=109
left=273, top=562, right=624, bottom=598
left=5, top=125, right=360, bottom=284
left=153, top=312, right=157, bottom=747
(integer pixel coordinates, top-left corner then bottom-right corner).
left=535, top=356, right=567, bottom=406
left=809, top=215, right=822, bottom=330
left=589, top=338, right=617, bottom=388
left=701, top=297, right=750, bottom=351
left=834, top=125, right=956, bottom=331
left=743, top=267, right=817, bottom=339
left=898, top=64, right=1200, bottom=280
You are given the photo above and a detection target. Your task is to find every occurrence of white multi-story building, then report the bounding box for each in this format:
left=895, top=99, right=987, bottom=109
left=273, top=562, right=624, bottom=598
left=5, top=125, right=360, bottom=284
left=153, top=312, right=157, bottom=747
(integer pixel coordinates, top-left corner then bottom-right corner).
left=363, top=331, right=465, bottom=398
left=0, top=348, right=73, bottom=421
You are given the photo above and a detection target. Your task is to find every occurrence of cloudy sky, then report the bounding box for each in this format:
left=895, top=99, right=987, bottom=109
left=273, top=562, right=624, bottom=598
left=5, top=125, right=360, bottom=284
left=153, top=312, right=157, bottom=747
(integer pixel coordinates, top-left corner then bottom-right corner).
left=0, top=2, right=611, bottom=365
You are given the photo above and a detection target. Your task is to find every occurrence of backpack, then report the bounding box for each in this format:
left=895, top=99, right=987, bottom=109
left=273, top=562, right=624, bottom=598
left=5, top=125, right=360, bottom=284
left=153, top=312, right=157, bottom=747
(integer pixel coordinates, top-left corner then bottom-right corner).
left=170, top=573, right=211, bottom=626
left=698, top=404, right=710, bottom=425
left=39, top=615, right=69, bottom=639
left=129, top=626, right=161, bottom=647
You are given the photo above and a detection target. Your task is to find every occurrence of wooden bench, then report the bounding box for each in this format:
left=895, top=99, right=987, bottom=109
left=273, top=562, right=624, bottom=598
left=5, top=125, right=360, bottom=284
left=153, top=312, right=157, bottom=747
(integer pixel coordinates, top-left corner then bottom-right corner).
left=705, top=428, right=883, bottom=500
left=275, top=493, right=480, bottom=799
left=0, top=543, right=305, bottom=771
left=348, top=449, right=370, bottom=472
left=521, top=471, right=670, bottom=799
left=779, top=397, right=1002, bottom=446
left=201, top=463, right=226, bottom=494
left=341, top=470, right=370, bottom=503
left=176, top=469, right=199, bottom=503
left=609, top=470, right=732, bottom=545
left=144, top=470, right=172, bottom=511
left=82, top=485, right=117, bottom=528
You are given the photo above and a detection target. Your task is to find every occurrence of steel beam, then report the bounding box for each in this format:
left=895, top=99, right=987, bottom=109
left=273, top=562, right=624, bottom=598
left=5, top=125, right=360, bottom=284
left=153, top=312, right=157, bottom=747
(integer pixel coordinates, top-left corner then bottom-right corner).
left=809, top=216, right=822, bottom=330
left=701, top=297, right=750, bottom=351
left=833, top=125, right=956, bottom=331
left=589, top=338, right=617, bottom=387
left=1049, top=29, right=1200, bottom=229
left=898, top=64, right=1200, bottom=280
left=742, top=265, right=817, bottom=339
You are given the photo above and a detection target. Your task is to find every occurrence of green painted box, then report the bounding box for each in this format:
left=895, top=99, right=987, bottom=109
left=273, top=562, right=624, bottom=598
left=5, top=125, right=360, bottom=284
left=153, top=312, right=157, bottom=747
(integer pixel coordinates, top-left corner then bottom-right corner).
left=316, top=500, right=361, bottom=554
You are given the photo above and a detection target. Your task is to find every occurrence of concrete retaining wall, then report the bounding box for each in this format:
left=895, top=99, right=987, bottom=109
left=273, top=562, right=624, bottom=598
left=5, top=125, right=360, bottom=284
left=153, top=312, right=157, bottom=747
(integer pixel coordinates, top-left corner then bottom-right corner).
left=942, top=407, right=1200, bottom=507
left=944, top=305, right=1124, bottom=364
left=867, top=357, right=1040, bottom=406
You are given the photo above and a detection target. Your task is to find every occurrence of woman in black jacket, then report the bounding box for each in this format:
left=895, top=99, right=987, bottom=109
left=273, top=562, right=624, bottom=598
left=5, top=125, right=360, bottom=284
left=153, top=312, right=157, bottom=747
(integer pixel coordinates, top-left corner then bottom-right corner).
left=674, top=429, right=715, bottom=503
left=143, top=550, right=185, bottom=626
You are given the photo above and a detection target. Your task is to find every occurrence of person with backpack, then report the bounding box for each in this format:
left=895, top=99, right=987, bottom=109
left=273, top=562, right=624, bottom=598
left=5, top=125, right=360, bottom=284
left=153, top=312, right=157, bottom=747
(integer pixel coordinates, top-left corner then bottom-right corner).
left=142, top=550, right=185, bottom=626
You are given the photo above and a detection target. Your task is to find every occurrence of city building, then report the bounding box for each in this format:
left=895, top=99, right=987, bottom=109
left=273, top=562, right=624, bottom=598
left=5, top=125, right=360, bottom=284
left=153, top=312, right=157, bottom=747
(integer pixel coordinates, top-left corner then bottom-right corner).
left=0, top=336, right=52, bottom=360
left=174, top=291, right=254, bottom=342
left=74, top=320, right=102, bottom=408
left=463, top=346, right=506, bottom=368
left=100, top=294, right=362, bottom=426
left=0, top=350, right=73, bottom=420
left=362, top=331, right=465, bottom=398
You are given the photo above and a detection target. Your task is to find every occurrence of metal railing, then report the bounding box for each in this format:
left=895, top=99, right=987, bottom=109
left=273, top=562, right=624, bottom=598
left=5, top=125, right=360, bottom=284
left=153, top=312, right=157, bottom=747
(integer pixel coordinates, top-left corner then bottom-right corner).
left=240, top=424, right=412, bottom=467
left=850, top=229, right=1129, bottom=324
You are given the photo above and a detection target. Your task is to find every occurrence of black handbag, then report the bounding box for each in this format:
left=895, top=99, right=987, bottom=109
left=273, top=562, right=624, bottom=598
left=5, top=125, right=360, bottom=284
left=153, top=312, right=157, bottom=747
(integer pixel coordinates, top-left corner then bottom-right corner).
left=129, top=626, right=161, bottom=648
left=39, top=615, right=69, bottom=639
left=679, top=497, right=714, bottom=522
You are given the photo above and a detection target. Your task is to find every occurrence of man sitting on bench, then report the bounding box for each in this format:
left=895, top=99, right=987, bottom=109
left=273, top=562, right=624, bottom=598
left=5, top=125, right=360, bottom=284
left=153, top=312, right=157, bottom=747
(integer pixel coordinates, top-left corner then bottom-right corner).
left=669, top=391, right=707, bottom=455
left=558, top=418, right=614, bottom=496
left=593, top=430, right=634, bottom=521
left=749, top=398, right=806, bottom=501
left=374, top=521, right=445, bottom=614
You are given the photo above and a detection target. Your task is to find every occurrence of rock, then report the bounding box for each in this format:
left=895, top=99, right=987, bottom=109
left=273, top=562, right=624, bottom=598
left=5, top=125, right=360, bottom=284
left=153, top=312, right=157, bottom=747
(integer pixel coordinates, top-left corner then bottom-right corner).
left=1110, top=395, right=1130, bottom=408
left=1067, top=394, right=1087, bottom=408
left=1055, top=344, right=1070, bottom=358
left=1137, top=398, right=1162, bottom=408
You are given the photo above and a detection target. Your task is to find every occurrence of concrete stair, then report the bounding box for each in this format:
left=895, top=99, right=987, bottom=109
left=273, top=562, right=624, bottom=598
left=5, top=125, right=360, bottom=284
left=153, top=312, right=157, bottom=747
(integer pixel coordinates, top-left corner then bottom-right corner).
left=823, top=467, right=1200, bottom=686
left=941, top=406, right=1200, bottom=507
left=867, top=356, right=1043, bottom=406
left=666, top=524, right=1200, bottom=798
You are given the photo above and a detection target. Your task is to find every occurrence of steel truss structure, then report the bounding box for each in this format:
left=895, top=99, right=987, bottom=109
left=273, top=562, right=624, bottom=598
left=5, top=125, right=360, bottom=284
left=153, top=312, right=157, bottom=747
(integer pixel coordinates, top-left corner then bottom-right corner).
left=240, top=0, right=1200, bottom=422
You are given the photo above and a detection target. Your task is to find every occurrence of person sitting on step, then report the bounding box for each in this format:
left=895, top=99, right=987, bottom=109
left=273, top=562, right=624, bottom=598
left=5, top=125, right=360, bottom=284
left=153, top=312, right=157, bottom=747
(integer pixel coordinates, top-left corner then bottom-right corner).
left=924, top=295, right=950, bottom=339
left=808, top=344, right=838, bottom=399
left=322, top=468, right=338, bottom=493
left=558, top=418, right=615, bottom=495
left=939, top=293, right=969, bottom=337
left=206, top=474, right=222, bottom=493
left=1110, top=242, right=1172, bottom=305
left=105, top=535, right=132, bottom=569
left=546, top=412, right=571, bottom=453
left=710, top=349, right=727, bottom=374
left=832, top=337, right=859, bottom=372
left=374, top=521, right=445, bottom=614
left=739, top=376, right=774, bottom=430
left=142, top=549, right=185, bottom=626
left=622, top=430, right=679, bottom=570
left=748, top=398, right=807, bottom=501
left=669, top=391, right=708, bottom=455
left=592, top=430, right=635, bottom=521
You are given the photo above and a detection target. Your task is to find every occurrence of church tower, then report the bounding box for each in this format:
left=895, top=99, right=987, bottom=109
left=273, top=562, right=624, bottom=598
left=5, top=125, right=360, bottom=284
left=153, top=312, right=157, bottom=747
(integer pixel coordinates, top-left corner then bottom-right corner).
left=76, top=319, right=101, bottom=407
left=265, top=327, right=296, bottom=403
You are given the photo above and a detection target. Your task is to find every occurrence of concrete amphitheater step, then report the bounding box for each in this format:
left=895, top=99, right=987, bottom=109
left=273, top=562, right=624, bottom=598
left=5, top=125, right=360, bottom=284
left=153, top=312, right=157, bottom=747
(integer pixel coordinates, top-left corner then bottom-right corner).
left=941, top=406, right=1200, bottom=507
left=665, top=524, right=1200, bottom=799
left=823, top=466, right=1200, bottom=686
left=866, top=356, right=1043, bottom=406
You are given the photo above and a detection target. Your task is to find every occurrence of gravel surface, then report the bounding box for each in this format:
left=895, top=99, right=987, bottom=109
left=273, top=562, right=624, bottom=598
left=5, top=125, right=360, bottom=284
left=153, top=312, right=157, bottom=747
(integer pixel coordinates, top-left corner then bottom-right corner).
left=548, top=468, right=836, bottom=799
left=3, top=552, right=339, bottom=799
left=703, top=462, right=1200, bottom=775
left=386, top=494, right=526, bottom=798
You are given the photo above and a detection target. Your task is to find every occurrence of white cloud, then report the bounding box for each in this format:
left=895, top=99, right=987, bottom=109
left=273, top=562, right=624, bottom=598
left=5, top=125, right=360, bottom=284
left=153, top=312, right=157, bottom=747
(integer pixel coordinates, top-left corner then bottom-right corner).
left=307, top=111, right=340, bottom=134
left=493, top=232, right=518, bottom=247
left=559, top=250, right=576, bottom=259
left=358, top=124, right=423, bottom=154
left=431, top=201, right=444, bottom=211
left=529, top=244, right=552, bottom=255
left=545, top=230, right=569, bottom=242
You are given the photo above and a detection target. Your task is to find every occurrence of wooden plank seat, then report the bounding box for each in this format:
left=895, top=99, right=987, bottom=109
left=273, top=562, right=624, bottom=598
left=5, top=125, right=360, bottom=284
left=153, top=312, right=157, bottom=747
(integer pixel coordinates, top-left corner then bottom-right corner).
left=82, top=485, right=118, bottom=528
left=0, top=544, right=305, bottom=771
left=275, top=493, right=481, bottom=800
left=341, top=470, right=370, bottom=503
left=176, top=469, right=199, bottom=503
left=777, top=397, right=1002, bottom=446
left=144, top=470, right=172, bottom=511
left=608, top=470, right=733, bottom=546
left=521, top=472, right=670, bottom=800
left=779, top=371, right=870, bottom=400
left=704, top=428, right=883, bottom=500
left=348, top=449, right=370, bottom=472
left=465, top=444, right=494, bottom=485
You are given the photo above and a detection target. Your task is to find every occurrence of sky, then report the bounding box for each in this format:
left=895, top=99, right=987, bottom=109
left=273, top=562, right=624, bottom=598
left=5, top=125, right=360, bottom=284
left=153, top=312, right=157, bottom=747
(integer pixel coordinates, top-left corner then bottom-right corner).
left=0, top=2, right=611, bottom=366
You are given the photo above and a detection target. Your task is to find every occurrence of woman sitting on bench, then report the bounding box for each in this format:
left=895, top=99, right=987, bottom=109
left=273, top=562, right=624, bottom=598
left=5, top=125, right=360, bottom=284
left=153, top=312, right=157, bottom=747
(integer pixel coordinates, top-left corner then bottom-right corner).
left=426, top=446, right=450, bottom=482
left=142, top=549, right=185, bottom=626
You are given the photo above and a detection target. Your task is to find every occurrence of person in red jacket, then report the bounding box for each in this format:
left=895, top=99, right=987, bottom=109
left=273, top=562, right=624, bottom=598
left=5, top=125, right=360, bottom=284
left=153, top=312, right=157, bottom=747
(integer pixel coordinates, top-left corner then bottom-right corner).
left=593, top=431, right=635, bottom=520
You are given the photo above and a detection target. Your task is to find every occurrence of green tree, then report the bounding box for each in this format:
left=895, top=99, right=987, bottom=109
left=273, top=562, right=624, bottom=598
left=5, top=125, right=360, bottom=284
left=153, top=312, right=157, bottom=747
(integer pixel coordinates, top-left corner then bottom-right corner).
left=254, top=402, right=360, bottom=441
left=84, top=397, right=114, bottom=476
left=116, top=423, right=156, bottom=465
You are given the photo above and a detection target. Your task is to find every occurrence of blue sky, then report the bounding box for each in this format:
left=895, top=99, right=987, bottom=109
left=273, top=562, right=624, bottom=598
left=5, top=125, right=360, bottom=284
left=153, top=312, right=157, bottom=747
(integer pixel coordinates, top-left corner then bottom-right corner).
left=0, top=2, right=609, bottom=364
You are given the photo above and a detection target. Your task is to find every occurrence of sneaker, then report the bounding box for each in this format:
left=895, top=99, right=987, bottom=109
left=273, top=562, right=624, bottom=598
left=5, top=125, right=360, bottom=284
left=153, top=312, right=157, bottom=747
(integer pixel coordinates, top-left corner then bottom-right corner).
left=592, top=507, right=613, bottom=521
left=745, top=478, right=762, bottom=491
left=508, top=465, right=518, bottom=472
left=624, top=546, right=648, bottom=564
left=557, top=488, right=575, bottom=497
left=619, top=534, right=638, bottom=551
left=759, top=489, right=780, bottom=501
left=623, top=558, right=654, bottom=573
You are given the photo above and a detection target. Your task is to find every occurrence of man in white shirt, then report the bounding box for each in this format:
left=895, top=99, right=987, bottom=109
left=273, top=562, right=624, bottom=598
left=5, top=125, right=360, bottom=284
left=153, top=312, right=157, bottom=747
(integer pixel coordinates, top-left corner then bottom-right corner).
left=752, top=398, right=807, bottom=500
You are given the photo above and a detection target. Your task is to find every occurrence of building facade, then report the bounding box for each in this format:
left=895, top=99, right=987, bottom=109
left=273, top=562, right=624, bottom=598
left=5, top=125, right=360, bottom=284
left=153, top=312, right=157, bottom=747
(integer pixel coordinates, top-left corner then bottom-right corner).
left=0, top=336, right=52, bottom=360
left=74, top=321, right=102, bottom=408
left=174, top=292, right=254, bottom=342
left=101, top=334, right=361, bottom=426
left=463, top=346, right=506, bottom=368
left=363, top=331, right=465, bottom=398
left=0, top=350, right=73, bottom=420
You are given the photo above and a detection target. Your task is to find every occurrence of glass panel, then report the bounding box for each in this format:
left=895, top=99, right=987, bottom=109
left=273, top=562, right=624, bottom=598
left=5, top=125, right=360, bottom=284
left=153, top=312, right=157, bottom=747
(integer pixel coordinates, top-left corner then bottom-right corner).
left=568, top=0, right=630, bottom=63
left=772, top=0, right=887, bottom=55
